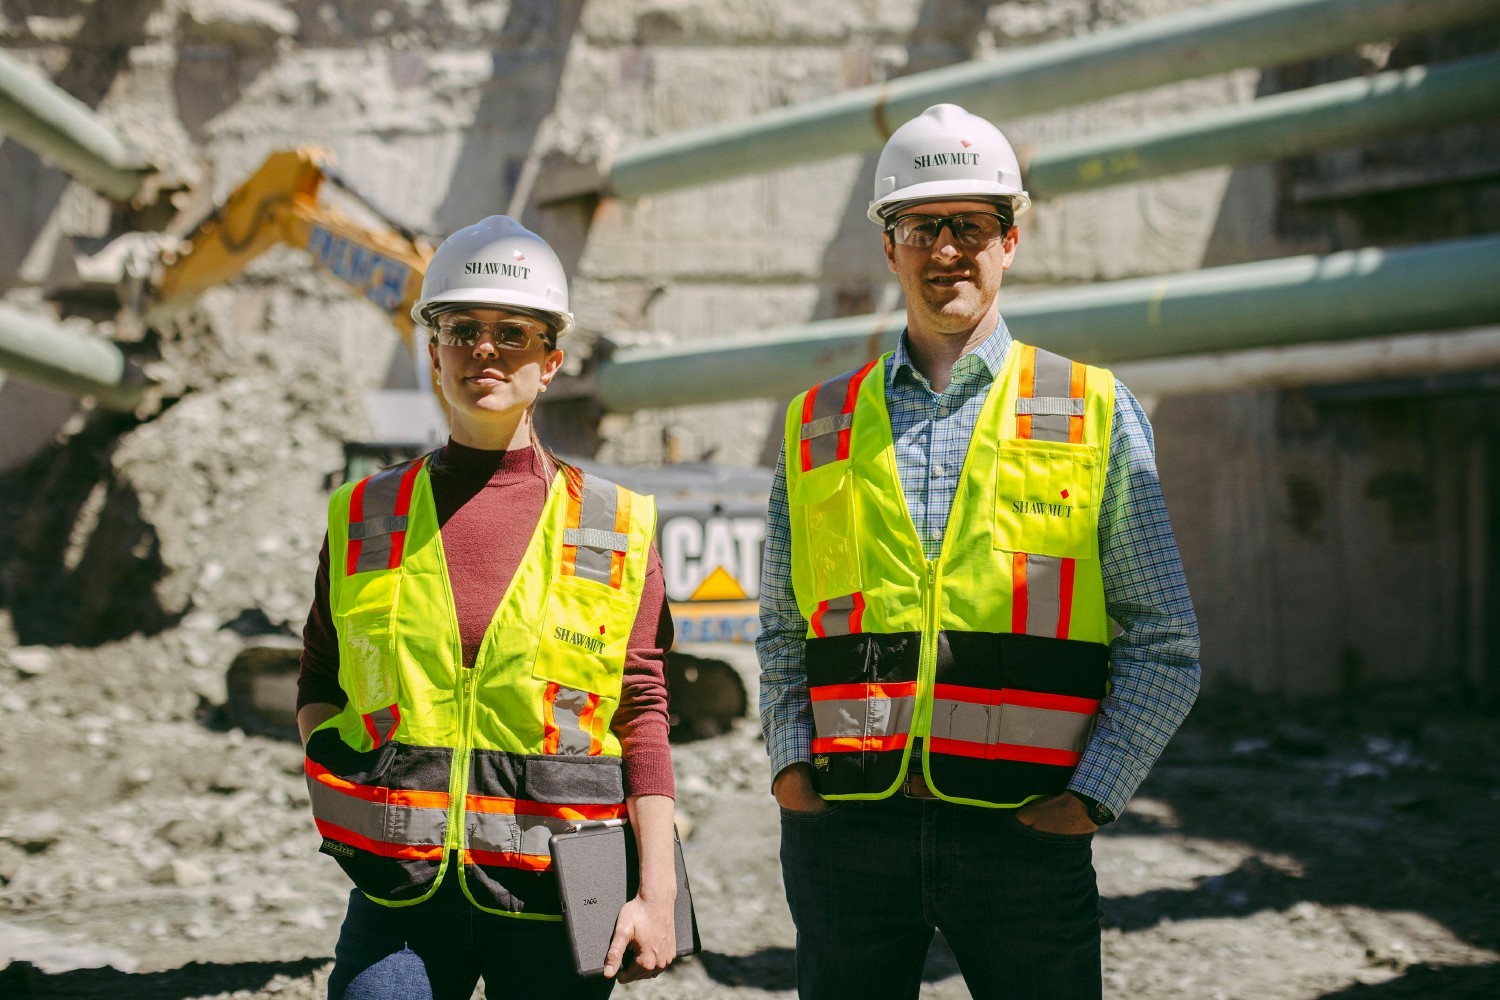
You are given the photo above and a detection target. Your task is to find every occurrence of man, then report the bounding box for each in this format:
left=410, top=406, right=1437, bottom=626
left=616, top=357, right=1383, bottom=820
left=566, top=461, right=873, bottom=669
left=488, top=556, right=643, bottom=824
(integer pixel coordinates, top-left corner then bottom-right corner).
left=757, top=104, right=1201, bottom=999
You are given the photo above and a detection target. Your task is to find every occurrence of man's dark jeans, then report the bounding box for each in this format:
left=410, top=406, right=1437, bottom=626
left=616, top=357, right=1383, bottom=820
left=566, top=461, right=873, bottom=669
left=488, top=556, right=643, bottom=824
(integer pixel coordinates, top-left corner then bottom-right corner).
left=328, top=870, right=614, bottom=1000
left=780, top=794, right=1102, bottom=1000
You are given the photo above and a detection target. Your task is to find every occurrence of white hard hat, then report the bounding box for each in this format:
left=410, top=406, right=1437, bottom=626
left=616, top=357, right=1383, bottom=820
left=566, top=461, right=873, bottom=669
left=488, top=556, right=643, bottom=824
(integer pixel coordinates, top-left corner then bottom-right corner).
left=867, top=104, right=1031, bottom=225
left=411, top=215, right=575, bottom=338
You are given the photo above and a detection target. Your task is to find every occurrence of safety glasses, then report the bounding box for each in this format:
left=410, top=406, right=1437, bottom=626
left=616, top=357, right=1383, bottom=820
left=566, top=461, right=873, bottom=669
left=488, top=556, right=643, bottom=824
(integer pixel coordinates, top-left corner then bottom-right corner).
left=887, top=211, right=1010, bottom=249
left=433, top=315, right=551, bottom=352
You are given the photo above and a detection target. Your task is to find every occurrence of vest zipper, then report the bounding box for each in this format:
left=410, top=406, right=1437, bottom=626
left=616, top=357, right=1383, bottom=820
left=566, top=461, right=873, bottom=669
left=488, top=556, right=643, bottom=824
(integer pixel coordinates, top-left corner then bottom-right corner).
left=445, top=666, right=476, bottom=857
left=911, top=558, right=940, bottom=778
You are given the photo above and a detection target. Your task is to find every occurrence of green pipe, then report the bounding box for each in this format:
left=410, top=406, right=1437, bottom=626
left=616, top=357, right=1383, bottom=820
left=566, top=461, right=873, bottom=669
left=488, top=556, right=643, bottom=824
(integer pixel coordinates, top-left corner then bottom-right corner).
left=595, top=234, right=1500, bottom=411
left=605, top=0, right=1500, bottom=200
left=1028, top=52, right=1500, bottom=198
left=0, top=49, right=148, bottom=202
left=0, top=303, right=145, bottom=411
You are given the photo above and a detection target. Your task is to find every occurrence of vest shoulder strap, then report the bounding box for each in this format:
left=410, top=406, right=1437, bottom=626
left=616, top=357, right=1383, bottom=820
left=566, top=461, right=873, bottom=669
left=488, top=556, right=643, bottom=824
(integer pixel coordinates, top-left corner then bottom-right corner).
left=561, top=470, right=652, bottom=589
left=1010, top=342, right=1113, bottom=446
left=341, top=455, right=428, bottom=577
left=792, top=357, right=884, bottom=473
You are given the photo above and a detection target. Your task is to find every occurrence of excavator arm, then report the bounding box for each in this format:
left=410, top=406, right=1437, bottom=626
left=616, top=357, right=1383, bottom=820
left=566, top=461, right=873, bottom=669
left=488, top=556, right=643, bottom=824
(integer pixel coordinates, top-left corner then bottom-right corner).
left=149, top=148, right=431, bottom=345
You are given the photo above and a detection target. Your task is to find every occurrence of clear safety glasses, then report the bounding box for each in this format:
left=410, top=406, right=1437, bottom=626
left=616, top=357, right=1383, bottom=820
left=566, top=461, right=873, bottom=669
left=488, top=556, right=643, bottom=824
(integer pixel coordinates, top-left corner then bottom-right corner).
left=432, top=316, right=552, bottom=352
left=887, top=211, right=1010, bottom=249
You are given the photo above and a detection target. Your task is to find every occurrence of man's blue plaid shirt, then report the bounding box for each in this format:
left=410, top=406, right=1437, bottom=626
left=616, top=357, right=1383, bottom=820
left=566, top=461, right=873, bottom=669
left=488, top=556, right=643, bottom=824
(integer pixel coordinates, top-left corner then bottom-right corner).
left=756, top=317, right=1201, bottom=818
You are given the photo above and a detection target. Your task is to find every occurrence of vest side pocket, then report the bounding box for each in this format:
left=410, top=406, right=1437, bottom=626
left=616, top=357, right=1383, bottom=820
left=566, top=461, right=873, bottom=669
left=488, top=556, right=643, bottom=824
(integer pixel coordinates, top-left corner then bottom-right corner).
left=789, top=465, right=862, bottom=601
left=334, top=571, right=401, bottom=717
left=992, top=442, right=1099, bottom=559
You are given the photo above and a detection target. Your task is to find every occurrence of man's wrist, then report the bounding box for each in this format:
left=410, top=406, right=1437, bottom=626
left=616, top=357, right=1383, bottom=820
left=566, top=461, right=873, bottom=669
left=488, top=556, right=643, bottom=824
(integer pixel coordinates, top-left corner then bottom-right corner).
left=1069, top=791, right=1116, bottom=826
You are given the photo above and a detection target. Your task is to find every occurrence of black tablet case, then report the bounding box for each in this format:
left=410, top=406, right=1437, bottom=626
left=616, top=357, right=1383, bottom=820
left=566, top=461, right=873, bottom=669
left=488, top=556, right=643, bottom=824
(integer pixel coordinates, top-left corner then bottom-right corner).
left=549, top=823, right=700, bottom=977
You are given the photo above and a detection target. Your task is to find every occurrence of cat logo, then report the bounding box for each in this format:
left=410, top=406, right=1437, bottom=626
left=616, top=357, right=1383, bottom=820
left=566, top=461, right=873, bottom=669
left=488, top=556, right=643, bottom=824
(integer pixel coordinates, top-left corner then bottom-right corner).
left=812, top=755, right=830, bottom=770
left=660, top=515, right=765, bottom=602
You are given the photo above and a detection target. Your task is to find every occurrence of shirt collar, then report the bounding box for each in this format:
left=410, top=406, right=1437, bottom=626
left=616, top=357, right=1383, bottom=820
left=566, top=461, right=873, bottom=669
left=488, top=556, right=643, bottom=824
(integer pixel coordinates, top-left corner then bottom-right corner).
left=889, top=315, right=1012, bottom=390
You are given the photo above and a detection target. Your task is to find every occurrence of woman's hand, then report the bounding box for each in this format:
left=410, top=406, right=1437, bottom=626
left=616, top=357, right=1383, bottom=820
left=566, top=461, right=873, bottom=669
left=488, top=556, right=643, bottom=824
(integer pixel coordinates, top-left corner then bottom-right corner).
left=604, top=891, right=676, bottom=982
left=604, top=794, right=679, bottom=981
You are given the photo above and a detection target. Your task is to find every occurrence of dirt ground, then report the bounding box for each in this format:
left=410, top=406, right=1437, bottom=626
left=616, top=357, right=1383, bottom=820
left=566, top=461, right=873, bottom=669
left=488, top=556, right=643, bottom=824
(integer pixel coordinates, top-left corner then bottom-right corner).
left=1, top=612, right=1498, bottom=999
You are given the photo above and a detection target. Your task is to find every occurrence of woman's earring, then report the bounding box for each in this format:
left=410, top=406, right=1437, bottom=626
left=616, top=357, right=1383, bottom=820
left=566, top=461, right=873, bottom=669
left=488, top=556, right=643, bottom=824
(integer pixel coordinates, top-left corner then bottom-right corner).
left=539, top=383, right=549, bottom=393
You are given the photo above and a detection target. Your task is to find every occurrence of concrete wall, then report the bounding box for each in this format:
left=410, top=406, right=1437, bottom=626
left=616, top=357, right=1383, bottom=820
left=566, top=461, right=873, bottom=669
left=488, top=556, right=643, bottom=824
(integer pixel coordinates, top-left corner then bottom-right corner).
left=0, top=0, right=1497, bottom=691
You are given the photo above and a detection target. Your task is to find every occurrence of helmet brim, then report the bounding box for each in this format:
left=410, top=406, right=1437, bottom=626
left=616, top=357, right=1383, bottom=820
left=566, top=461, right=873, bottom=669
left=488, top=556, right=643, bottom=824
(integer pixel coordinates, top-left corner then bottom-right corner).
left=412, top=288, right=576, bottom=339
left=869, top=183, right=1031, bottom=224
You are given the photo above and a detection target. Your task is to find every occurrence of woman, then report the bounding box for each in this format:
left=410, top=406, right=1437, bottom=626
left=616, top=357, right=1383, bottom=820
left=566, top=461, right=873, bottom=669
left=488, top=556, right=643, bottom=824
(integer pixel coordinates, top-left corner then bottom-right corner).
left=296, top=216, right=678, bottom=998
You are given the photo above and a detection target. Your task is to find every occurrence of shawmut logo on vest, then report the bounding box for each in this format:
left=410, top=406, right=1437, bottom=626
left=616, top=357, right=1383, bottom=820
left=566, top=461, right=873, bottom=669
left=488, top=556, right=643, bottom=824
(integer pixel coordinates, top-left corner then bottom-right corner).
left=1012, top=499, right=1074, bottom=518
left=913, top=150, right=981, bottom=169
left=555, top=626, right=605, bottom=654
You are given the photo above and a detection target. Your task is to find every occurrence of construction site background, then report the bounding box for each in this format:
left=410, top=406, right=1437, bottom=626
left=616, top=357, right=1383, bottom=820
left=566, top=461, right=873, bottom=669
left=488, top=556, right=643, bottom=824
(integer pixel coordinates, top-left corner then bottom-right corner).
left=0, top=1, right=1497, bottom=997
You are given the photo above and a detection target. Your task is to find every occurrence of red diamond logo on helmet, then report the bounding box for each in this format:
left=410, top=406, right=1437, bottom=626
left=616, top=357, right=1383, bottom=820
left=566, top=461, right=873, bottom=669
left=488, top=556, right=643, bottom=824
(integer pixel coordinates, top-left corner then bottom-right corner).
left=514, top=250, right=526, bottom=261
left=598, top=625, right=606, bottom=635
left=1060, top=489, right=1070, bottom=499
left=960, top=138, right=973, bottom=148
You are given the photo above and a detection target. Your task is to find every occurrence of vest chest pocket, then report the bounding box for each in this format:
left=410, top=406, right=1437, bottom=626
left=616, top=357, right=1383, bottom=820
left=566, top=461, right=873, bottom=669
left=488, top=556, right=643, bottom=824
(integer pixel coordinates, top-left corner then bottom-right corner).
left=789, top=464, right=862, bottom=601
left=993, top=442, right=1100, bottom=559
left=535, top=577, right=635, bottom=702
left=334, top=570, right=400, bottom=714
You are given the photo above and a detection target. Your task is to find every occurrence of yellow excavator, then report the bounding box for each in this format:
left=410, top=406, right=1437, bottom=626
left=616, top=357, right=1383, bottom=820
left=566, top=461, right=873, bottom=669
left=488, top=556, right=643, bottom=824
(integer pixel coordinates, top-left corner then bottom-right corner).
left=148, top=148, right=762, bottom=742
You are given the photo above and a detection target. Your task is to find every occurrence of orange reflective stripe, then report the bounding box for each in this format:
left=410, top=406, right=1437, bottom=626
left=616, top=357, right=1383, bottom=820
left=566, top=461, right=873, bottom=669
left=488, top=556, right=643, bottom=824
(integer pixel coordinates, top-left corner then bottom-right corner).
left=345, top=477, right=369, bottom=577
left=1012, top=551, right=1029, bottom=632
left=931, top=682, right=1001, bottom=705
left=579, top=692, right=604, bottom=755
left=610, top=488, right=631, bottom=589
left=838, top=361, right=879, bottom=462
left=387, top=460, right=424, bottom=569
left=463, top=795, right=627, bottom=821
left=314, top=818, right=446, bottom=861
left=561, top=488, right=581, bottom=578
left=927, top=737, right=1083, bottom=767
left=799, top=384, right=819, bottom=472
left=812, top=733, right=910, bottom=754
left=1068, top=361, right=1087, bottom=444
left=541, top=681, right=561, bottom=754
left=810, top=681, right=920, bottom=702
left=462, top=848, right=553, bottom=871
left=1016, top=344, right=1036, bottom=440
left=1057, top=557, right=1076, bottom=638
left=305, top=759, right=451, bottom=809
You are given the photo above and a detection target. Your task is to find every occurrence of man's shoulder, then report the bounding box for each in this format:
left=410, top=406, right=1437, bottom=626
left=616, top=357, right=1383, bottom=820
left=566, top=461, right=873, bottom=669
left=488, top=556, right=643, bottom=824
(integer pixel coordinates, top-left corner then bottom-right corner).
left=790, top=355, right=890, bottom=402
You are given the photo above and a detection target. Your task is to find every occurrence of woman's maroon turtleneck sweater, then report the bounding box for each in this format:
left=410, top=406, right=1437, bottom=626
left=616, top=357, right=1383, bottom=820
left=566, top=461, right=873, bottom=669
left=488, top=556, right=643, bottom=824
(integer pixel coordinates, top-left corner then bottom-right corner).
left=297, top=441, right=674, bottom=799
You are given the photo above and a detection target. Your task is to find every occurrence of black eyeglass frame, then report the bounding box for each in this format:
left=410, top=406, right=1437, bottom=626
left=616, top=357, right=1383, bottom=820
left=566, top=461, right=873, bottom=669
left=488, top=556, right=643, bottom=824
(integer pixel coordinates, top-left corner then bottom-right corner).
left=884, top=210, right=1013, bottom=249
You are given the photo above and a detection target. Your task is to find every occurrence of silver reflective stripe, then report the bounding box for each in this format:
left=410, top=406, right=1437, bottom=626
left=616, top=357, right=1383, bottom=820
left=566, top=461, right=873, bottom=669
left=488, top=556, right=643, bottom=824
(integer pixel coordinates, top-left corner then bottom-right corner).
left=817, top=592, right=861, bottom=637
left=352, top=464, right=409, bottom=574
left=812, top=695, right=915, bottom=739
left=308, top=780, right=447, bottom=847
left=929, top=698, right=998, bottom=744
left=1023, top=554, right=1063, bottom=638
left=349, top=515, right=408, bottom=540
left=803, top=369, right=860, bottom=470
left=1015, top=396, right=1084, bottom=417
left=997, top=702, right=1096, bottom=752
left=1028, top=349, right=1075, bottom=443
left=365, top=705, right=399, bottom=745
left=468, top=808, right=577, bottom=859
left=385, top=801, right=449, bottom=847
left=929, top=699, right=1096, bottom=752
left=800, top=412, right=854, bottom=441
left=572, top=474, right=620, bottom=585
left=550, top=686, right=594, bottom=755
left=564, top=527, right=629, bottom=553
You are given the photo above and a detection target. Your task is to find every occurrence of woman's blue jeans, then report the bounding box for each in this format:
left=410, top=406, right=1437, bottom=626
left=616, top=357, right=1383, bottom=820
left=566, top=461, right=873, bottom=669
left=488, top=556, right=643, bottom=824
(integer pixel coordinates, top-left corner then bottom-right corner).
left=328, top=869, right=615, bottom=1000
left=780, top=794, right=1102, bottom=1000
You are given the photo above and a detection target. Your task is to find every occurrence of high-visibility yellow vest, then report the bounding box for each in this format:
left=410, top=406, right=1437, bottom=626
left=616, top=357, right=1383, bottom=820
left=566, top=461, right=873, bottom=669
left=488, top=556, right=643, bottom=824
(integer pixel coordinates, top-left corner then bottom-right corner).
left=304, top=454, right=656, bottom=917
left=784, top=343, right=1115, bottom=808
